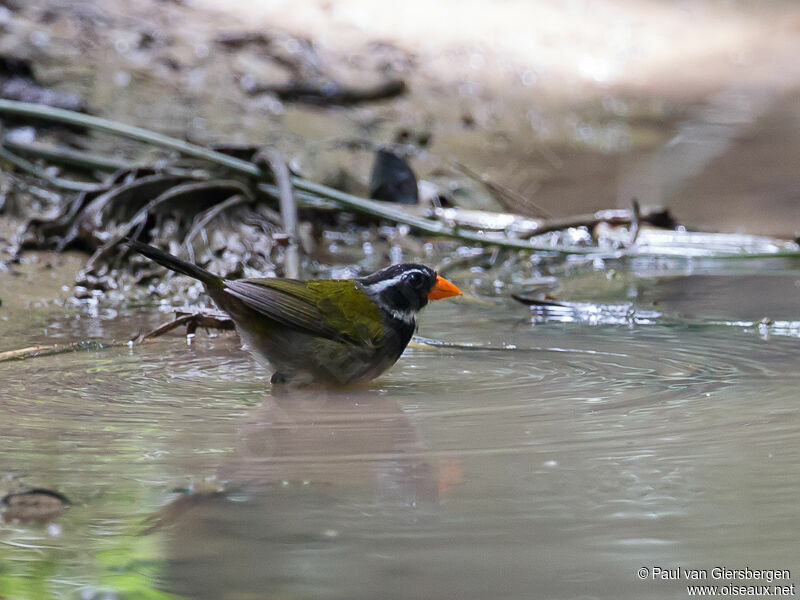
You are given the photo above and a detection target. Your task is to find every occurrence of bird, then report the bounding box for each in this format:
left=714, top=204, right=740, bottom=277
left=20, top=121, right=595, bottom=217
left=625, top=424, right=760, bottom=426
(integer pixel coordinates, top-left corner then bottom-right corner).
left=127, top=240, right=462, bottom=386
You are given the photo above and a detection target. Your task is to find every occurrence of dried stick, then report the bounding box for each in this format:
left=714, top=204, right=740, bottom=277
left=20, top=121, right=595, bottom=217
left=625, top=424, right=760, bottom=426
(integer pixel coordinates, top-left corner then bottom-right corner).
left=256, top=149, right=300, bottom=278
left=0, top=340, right=114, bottom=363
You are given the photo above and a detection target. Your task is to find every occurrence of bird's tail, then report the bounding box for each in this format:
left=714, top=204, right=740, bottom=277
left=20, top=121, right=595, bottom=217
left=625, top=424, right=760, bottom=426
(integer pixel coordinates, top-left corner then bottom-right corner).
left=126, top=239, right=223, bottom=289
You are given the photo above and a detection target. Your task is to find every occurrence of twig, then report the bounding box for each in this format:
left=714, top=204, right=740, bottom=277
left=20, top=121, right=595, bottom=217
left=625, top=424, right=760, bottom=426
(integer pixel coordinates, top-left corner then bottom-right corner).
left=255, top=149, right=300, bottom=278
left=141, top=315, right=194, bottom=340
left=0, top=340, right=114, bottom=363
left=452, top=159, right=553, bottom=218
left=142, top=310, right=234, bottom=339
left=509, top=294, right=568, bottom=307
left=0, top=312, right=236, bottom=363
left=417, top=204, right=675, bottom=239
left=629, top=198, right=641, bottom=244
left=249, top=79, right=406, bottom=106
left=520, top=207, right=676, bottom=238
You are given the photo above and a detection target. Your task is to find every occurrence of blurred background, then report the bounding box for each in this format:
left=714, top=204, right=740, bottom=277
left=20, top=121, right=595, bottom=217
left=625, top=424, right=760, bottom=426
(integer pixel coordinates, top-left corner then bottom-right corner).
left=3, top=0, right=799, bottom=235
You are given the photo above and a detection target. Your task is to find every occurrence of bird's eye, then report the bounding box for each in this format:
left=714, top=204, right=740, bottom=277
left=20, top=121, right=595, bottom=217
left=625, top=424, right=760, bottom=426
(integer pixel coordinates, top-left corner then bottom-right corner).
left=406, top=271, right=424, bottom=288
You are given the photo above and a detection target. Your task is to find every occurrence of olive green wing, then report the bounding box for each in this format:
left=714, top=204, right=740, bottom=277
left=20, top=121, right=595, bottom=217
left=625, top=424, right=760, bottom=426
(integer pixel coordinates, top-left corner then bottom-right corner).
left=223, top=278, right=384, bottom=346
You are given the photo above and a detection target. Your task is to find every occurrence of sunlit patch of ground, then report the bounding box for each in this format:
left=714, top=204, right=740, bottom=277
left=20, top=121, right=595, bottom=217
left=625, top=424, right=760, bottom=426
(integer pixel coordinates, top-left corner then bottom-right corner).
left=191, top=0, right=800, bottom=235
left=192, top=0, right=800, bottom=95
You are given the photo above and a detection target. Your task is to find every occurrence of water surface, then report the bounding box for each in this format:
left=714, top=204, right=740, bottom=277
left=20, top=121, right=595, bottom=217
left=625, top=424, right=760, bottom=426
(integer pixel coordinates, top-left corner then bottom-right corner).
left=1, top=256, right=799, bottom=599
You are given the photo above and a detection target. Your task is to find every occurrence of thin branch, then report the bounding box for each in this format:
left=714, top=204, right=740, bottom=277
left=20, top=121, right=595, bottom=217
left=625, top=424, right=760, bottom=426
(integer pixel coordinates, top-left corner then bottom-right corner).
left=0, top=312, right=236, bottom=363
left=249, top=79, right=406, bottom=106
left=452, top=159, right=553, bottom=218
left=0, top=340, right=114, bottom=363
left=142, top=310, right=234, bottom=340
left=140, top=314, right=196, bottom=340
left=629, top=197, right=641, bottom=244
left=256, top=148, right=300, bottom=278
left=520, top=207, right=676, bottom=238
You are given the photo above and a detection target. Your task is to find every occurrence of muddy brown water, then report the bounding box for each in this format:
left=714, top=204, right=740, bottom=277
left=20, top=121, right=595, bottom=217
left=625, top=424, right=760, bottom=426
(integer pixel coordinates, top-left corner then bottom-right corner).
left=1, top=253, right=799, bottom=599
left=2, top=1, right=800, bottom=597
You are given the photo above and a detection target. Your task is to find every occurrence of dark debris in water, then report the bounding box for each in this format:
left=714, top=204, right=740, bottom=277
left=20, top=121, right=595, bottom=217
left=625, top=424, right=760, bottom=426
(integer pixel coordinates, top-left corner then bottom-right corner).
left=1, top=487, right=70, bottom=524
left=369, top=149, right=419, bottom=205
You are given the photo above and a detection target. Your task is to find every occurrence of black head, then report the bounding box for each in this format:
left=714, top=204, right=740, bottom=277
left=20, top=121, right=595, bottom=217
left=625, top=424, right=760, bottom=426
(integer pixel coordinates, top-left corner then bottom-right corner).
left=358, top=263, right=439, bottom=323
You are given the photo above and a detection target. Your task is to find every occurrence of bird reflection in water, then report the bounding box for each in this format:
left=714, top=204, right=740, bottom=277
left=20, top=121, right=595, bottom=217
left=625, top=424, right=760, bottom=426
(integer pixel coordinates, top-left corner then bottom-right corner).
left=146, top=388, right=460, bottom=600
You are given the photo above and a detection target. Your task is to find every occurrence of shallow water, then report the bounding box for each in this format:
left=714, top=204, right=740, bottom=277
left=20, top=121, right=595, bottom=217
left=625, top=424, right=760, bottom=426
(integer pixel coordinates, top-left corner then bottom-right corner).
left=1, top=256, right=799, bottom=599
left=2, top=0, right=800, bottom=596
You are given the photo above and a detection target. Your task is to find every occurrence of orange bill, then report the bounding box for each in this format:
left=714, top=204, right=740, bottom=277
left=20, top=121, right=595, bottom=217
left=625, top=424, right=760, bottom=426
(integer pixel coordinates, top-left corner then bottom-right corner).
left=427, top=275, right=462, bottom=300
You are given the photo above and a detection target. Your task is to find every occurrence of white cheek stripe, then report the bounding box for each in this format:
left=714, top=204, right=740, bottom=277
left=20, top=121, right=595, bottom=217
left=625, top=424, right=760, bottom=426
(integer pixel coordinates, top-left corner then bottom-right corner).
left=361, top=273, right=407, bottom=295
